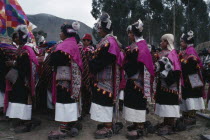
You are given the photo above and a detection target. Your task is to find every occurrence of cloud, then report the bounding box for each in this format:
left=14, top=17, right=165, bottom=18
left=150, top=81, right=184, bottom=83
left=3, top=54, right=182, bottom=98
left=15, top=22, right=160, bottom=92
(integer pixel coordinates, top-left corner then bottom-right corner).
left=18, top=0, right=97, bottom=28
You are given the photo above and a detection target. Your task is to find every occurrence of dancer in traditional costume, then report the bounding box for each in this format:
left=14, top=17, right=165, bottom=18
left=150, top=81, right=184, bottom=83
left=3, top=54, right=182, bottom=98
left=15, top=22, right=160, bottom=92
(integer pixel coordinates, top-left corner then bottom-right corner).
left=5, top=25, right=39, bottom=133
left=155, top=34, right=181, bottom=135
left=89, top=13, right=123, bottom=139
left=0, top=43, right=16, bottom=120
left=123, top=19, right=154, bottom=139
left=48, top=22, right=83, bottom=139
left=179, top=31, right=205, bottom=126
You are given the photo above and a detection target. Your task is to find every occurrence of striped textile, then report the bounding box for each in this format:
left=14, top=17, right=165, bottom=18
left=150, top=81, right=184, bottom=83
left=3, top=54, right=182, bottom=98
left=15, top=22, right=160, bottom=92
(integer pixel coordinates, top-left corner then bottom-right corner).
left=80, top=46, right=94, bottom=92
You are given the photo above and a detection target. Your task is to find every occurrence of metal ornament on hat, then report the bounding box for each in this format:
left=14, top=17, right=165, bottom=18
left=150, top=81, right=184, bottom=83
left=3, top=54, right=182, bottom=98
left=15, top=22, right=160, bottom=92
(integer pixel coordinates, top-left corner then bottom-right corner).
left=133, top=19, right=144, bottom=32
left=106, top=20, right=112, bottom=30
left=63, top=21, right=80, bottom=34
left=95, top=12, right=112, bottom=31
left=72, top=21, right=80, bottom=31
left=187, top=30, right=194, bottom=41
left=180, top=33, right=185, bottom=41
left=126, top=25, right=132, bottom=33
left=180, top=30, right=194, bottom=42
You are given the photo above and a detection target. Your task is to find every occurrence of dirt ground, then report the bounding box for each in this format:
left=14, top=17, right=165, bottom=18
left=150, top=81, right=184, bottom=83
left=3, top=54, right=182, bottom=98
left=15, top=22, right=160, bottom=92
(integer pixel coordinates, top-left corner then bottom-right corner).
left=0, top=104, right=210, bottom=140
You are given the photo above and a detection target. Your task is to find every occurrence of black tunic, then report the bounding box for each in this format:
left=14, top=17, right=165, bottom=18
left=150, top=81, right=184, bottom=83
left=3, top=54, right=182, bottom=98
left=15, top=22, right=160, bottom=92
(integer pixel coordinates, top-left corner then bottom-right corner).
left=124, top=48, right=147, bottom=110
left=0, top=51, right=8, bottom=93
left=155, top=70, right=180, bottom=105
left=9, top=53, right=30, bottom=104
left=89, top=46, right=116, bottom=107
left=181, top=58, right=203, bottom=99
left=49, top=51, right=76, bottom=104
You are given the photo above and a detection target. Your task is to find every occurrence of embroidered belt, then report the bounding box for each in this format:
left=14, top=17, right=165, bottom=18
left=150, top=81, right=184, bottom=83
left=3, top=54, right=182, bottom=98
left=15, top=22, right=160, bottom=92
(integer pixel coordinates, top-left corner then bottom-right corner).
left=160, top=86, right=179, bottom=94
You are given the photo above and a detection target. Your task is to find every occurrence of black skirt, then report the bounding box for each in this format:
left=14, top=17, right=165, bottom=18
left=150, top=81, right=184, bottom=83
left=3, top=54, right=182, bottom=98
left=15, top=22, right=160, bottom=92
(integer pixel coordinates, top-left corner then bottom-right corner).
left=91, top=86, right=113, bottom=107
left=124, top=80, right=147, bottom=110
left=182, top=87, right=203, bottom=100
left=155, top=89, right=179, bottom=105
left=56, top=85, right=76, bottom=104
left=9, top=77, right=29, bottom=104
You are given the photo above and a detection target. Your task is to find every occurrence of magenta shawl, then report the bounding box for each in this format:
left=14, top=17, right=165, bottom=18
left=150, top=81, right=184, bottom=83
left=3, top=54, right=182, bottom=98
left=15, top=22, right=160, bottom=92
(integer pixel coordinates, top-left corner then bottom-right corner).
left=136, top=40, right=154, bottom=76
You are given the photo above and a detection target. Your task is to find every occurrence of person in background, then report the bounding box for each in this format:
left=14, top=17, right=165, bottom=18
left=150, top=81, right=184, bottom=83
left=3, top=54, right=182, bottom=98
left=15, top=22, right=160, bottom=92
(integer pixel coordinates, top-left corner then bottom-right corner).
left=79, top=34, right=95, bottom=116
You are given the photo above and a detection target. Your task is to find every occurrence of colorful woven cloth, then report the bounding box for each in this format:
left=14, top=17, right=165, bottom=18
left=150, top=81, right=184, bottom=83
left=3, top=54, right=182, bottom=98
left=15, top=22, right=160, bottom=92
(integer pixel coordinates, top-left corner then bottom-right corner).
left=0, top=0, right=29, bottom=36
left=0, top=1, right=6, bottom=35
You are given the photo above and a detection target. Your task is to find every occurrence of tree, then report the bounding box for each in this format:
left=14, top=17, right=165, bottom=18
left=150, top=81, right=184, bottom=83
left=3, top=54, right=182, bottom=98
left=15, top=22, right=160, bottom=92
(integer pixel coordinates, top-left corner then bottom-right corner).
left=91, top=0, right=210, bottom=47
left=181, top=0, right=209, bottom=45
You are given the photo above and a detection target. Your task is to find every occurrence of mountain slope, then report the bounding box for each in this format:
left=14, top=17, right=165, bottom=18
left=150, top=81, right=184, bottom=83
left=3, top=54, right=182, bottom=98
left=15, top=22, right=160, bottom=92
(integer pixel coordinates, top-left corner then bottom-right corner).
left=28, top=13, right=95, bottom=42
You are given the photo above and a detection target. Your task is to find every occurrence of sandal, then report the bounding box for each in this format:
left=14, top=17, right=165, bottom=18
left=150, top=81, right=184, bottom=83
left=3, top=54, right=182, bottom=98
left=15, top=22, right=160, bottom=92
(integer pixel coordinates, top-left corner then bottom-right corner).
left=48, top=130, right=68, bottom=140
left=94, top=127, right=113, bottom=139
left=157, top=125, right=175, bottom=136
left=126, top=128, right=146, bottom=140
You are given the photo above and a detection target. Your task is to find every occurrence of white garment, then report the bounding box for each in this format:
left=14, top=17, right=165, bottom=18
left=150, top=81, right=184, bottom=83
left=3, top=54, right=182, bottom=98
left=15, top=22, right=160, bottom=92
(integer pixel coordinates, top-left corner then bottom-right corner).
left=90, top=102, right=113, bottom=122
left=6, top=102, right=32, bottom=120
left=155, top=104, right=181, bottom=118
left=55, top=103, right=79, bottom=122
left=123, top=106, right=146, bottom=123
left=180, top=97, right=205, bottom=111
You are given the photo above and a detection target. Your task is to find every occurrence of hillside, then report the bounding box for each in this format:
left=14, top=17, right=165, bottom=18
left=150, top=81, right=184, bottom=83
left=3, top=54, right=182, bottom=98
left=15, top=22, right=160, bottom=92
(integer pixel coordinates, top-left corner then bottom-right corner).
left=27, top=13, right=95, bottom=42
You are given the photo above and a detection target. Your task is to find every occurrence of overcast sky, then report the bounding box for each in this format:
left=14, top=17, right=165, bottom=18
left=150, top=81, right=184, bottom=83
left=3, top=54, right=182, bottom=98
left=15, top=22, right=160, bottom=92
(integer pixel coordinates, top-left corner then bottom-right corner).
left=18, top=0, right=97, bottom=28
left=18, top=0, right=209, bottom=28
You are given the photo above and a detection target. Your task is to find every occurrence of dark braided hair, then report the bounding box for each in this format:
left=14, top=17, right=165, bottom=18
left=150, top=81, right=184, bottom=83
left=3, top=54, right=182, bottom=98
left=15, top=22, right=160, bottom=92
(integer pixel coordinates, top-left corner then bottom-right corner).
left=61, top=24, right=77, bottom=38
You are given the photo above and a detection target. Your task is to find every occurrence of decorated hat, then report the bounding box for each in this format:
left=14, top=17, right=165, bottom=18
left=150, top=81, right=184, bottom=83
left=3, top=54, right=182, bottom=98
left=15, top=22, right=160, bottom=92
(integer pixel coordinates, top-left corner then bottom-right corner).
left=161, top=34, right=175, bottom=51
left=95, top=12, right=112, bottom=33
left=82, top=34, right=92, bottom=41
left=127, top=19, right=144, bottom=37
left=180, top=30, right=194, bottom=44
left=61, top=21, right=80, bottom=36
